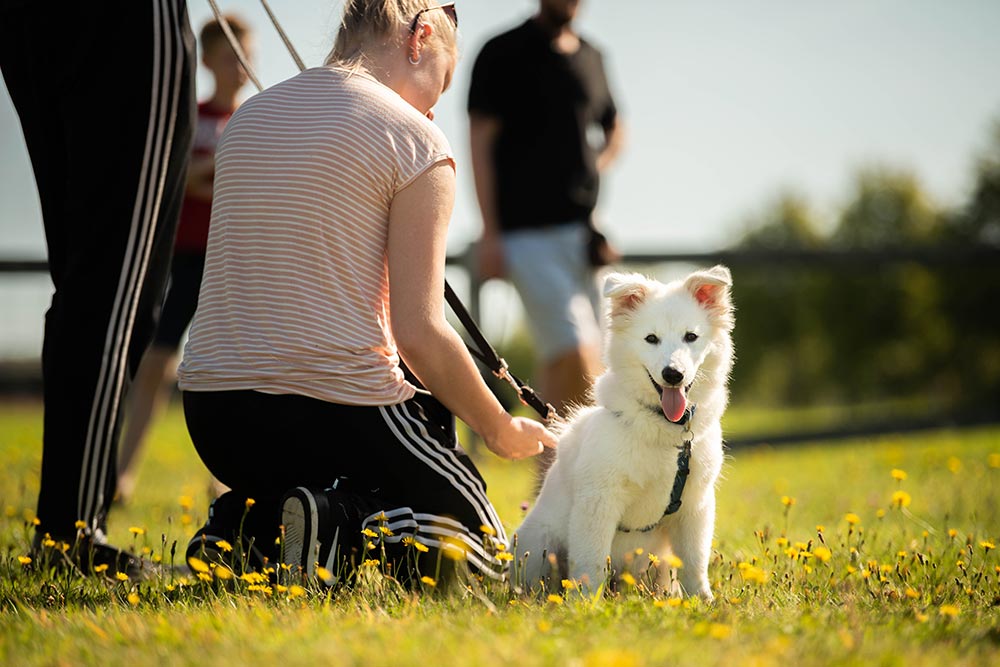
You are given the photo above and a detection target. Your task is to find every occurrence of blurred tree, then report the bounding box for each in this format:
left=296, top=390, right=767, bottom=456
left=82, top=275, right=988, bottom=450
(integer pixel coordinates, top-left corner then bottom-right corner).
left=832, top=167, right=941, bottom=248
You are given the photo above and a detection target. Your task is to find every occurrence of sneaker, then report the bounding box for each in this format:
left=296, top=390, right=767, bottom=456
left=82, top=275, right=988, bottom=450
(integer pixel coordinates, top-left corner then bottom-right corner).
left=184, top=493, right=268, bottom=574
left=280, top=486, right=335, bottom=579
left=31, top=530, right=150, bottom=580
left=280, top=485, right=384, bottom=582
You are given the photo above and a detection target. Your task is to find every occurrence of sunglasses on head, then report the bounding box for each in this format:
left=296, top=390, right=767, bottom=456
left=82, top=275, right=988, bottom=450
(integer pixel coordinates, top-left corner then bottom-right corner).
left=409, top=2, right=458, bottom=34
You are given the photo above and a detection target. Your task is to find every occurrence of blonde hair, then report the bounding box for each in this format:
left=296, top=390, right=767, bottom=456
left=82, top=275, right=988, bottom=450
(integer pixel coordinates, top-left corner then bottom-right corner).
left=326, top=0, right=457, bottom=67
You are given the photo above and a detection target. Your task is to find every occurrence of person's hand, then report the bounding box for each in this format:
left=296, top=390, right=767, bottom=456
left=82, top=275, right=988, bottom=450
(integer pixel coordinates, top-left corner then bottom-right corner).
left=484, top=416, right=557, bottom=461
left=477, top=233, right=506, bottom=280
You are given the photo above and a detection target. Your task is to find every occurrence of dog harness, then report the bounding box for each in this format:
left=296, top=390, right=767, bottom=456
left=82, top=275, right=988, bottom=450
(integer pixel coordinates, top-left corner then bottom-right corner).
left=616, top=403, right=696, bottom=534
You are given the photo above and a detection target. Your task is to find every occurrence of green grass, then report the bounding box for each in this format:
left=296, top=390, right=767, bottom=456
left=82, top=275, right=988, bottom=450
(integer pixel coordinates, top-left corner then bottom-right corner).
left=1, top=399, right=999, bottom=666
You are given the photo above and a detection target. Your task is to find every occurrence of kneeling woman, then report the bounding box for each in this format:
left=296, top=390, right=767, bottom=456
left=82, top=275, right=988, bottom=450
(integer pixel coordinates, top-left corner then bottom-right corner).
left=178, top=0, right=555, bottom=583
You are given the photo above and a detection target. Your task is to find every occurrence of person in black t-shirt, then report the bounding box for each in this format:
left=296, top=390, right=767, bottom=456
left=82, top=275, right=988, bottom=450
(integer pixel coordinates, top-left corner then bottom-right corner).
left=468, top=0, right=624, bottom=473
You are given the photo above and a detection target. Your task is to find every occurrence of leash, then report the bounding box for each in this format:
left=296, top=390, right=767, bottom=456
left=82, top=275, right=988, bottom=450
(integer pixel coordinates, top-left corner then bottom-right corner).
left=207, top=3, right=557, bottom=422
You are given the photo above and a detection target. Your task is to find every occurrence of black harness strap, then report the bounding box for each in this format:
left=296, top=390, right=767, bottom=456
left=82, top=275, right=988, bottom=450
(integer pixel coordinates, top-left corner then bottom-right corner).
left=616, top=404, right=696, bottom=533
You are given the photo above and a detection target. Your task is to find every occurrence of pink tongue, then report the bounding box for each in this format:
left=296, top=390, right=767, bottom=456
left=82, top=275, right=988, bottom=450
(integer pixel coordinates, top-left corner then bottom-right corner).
left=661, top=386, right=687, bottom=422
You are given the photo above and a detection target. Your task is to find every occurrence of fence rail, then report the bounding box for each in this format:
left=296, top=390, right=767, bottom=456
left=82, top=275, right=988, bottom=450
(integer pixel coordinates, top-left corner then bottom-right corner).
left=3, top=247, right=998, bottom=445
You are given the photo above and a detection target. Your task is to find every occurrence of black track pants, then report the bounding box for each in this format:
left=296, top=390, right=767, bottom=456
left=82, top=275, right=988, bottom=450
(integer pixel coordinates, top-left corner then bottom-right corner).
left=183, top=390, right=511, bottom=579
left=0, top=0, right=195, bottom=538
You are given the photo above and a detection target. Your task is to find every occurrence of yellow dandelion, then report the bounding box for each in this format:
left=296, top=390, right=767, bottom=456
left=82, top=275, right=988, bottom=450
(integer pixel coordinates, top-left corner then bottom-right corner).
left=980, top=541, right=995, bottom=552
left=667, top=554, right=684, bottom=569
left=17, top=556, right=31, bottom=565
left=215, top=540, right=233, bottom=553
left=178, top=495, right=194, bottom=510
left=891, top=490, right=911, bottom=508
left=620, top=572, right=637, bottom=587
left=197, top=572, right=212, bottom=582
left=653, top=599, right=667, bottom=608
left=275, top=584, right=288, bottom=594
left=648, top=553, right=661, bottom=566
left=181, top=514, right=192, bottom=526
left=127, top=592, right=140, bottom=606
left=561, top=579, right=576, bottom=590
left=378, top=525, right=393, bottom=536
left=374, top=512, right=388, bottom=522
left=247, top=584, right=272, bottom=594
left=365, top=541, right=376, bottom=551
left=413, top=540, right=429, bottom=553
left=781, top=496, right=796, bottom=507
left=897, top=550, right=908, bottom=559
left=362, top=558, right=380, bottom=568
left=214, top=566, right=234, bottom=580
left=496, top=551, right=514, bottom=562
left=708, top=623, right=732, bottom=640
left=946, top=457, right=962, bottom=474
left=667, top=598, right=683, bottom=607
left=480, top=524, right=496, bottom=537
left=915, top=612, right=929, bottom=623
left=245, top=498, right=256, bottom=509
left=316, top=566, right=334, bottom=582
left=547, top=594, right=564, bottom=605
left=891, top=469, right=907, bottom=481
left=440, top=536, right=468, bottom=561
left=846, top=565, right=857, bottom=574
left=948, top=528, right=958, bottom=539
left=844, top=513, right=861, bottom=525
left=939, top=604, right=960, bottom=618
left=74, top=520, right=87, bottom=530
left=987, top=453, right=1000, bottom=469
left=813, top=546, right=832, bottom=563
left=776, top=536, right=789, bottom=547
left=537, top=620, right=552, bottom=632
left=128, top=526, right=145, bottom=536
left=634, top=547, right=644, bottom=556
left=420, top=576, right=437, bottom=588
left=289, top=585, right=307, bottom=598
left=41, top=537, right=55, bottom=548
left=361, top=528, right=378, bottom=538
left=31, top=517, right=40, bottom=526
left=94, top=564, right=109, bottom=574
left=816, top=525, right=825, bottom=533
left=115, top=572, right=129, bottom=582
left=905, top=588, right=920, bottom=599
left=187, top=557, right=210, bottom=574
left=876, top=509, right=886, bottom=518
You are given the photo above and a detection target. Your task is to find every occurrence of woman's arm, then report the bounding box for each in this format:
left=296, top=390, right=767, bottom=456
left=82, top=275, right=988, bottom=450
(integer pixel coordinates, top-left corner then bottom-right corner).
left=387, top=161, right=556, bottom=460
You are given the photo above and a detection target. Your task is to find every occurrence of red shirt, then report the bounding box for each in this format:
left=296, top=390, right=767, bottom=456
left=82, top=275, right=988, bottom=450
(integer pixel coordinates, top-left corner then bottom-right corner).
left=174, top=102, right=234, bottom=252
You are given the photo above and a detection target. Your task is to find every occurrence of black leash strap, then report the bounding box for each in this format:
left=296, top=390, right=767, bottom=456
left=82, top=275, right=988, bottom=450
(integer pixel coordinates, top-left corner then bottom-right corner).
left=444, top=283, right=557, bottom=422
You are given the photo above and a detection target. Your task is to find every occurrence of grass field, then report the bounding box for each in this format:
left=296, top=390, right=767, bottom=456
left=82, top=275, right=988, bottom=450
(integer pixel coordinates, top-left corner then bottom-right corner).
left=1, top=399, right=998, bottom=666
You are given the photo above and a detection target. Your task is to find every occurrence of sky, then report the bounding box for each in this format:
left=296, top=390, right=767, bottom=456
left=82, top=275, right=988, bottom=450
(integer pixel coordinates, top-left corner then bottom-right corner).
left=2, top=0, right=1000, bottom=258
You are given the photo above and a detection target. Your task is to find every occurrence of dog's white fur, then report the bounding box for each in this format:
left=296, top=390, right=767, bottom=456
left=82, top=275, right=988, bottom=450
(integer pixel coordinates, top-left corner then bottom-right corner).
left=513, top=266, right=734, bottom=599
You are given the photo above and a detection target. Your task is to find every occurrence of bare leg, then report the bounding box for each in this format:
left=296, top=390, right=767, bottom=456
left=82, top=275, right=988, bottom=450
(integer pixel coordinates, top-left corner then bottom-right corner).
left=116, top=347, right=176, bottom=503
left=533, top=344, right=602, bottom=486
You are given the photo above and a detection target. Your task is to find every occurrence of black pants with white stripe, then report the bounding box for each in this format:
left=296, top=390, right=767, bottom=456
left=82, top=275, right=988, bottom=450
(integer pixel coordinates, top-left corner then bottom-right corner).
left=0, top=0, right=195, bottom=539
left=183, top=389, right=510, bottom=580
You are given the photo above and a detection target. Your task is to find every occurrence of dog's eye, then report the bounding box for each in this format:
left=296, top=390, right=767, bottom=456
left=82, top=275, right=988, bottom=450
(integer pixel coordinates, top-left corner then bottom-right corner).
left=683, top=332, right=699, bottom=343
left=644, top=334, right=660, bottom=345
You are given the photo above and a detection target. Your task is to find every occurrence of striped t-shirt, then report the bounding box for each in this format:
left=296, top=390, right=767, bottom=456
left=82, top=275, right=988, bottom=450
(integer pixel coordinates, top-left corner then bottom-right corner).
left=177, top=66, right=454, bottom=406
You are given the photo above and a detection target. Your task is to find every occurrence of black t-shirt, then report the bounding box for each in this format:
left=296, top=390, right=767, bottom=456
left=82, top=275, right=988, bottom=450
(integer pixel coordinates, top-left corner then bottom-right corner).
left=468, top=20, right=618, bottom=231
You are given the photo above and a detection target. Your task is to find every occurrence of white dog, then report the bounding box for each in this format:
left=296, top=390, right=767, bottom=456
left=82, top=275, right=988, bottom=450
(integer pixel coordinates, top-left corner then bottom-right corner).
left=513, top=266, right=734, bottom=600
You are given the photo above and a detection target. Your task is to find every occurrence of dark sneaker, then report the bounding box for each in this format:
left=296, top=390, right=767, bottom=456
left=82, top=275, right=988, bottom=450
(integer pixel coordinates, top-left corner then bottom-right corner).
left=31, top=531, right=150, bottom=580
left=280, top=486, right=334, bottom=579
left=185, top=493, right=268, bottom=573
left=280, top=485, right=385, bottom=582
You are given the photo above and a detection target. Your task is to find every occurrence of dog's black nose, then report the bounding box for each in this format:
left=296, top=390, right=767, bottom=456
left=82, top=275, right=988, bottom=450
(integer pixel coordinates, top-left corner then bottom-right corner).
left=661, top=367, right=683, bottom=386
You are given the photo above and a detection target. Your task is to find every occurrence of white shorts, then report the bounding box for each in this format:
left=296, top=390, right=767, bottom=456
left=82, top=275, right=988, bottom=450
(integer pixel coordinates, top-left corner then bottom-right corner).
left=502, top=222, right=602, bottom=363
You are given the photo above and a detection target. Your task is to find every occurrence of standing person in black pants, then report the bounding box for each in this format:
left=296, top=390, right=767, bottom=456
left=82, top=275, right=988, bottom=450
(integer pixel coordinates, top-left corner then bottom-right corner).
left=0, top=0, right=195, bottom=576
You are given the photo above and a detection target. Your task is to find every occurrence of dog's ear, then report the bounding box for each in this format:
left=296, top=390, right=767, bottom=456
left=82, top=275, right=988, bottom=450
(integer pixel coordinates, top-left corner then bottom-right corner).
left=684, top=265, right=734, bottom=329
left=604, top=273, right=650, bottom=316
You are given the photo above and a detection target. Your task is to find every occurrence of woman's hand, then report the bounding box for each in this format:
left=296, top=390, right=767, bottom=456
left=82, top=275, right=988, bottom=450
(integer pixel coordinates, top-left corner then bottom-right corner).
left=482, top=415, right=558, bottom=461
